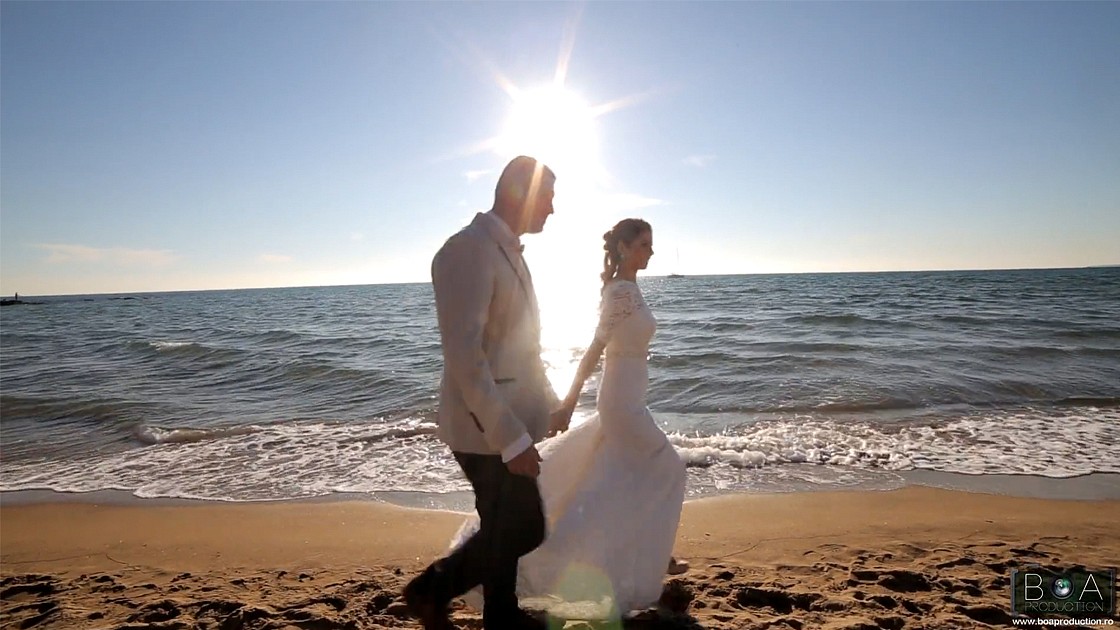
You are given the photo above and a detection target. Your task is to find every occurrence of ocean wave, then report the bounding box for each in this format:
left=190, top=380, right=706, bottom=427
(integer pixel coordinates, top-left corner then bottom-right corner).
left=132, top=423, right=261, bottom=445
left=694, top=320, right=756, bottom=333
left=739, top=340, right=868, bottom=354
left=703, top=396, right=1120, bottom=417
left=2, top=406, right=1118, bottom=503
left=669, top=407, right=1120, bottom=479
left=0, top=394, right=150, bottom=426
left=127, top=340, right=246, bottom=363
left=928, top=314, right=996, bottom=325
left=280, top=361, right=391, bottom=386
left=245, top=329, right=307, bottom=346
left=651, top=352, right=741, bottom=368
left=781, top=314, right=868, bottom=326
left=353, top=423, right=438, bottom=444
left=1056, top=396, right=1120, bottom=408
left=0, top=418, right=460, bottom=502
left=651, top=374, right=1120, bottom=415
left=1053, top=329, right=1120, bottom=341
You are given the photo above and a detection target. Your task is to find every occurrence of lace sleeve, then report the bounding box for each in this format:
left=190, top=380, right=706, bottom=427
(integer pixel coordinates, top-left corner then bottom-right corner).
left=594, top=282, right=639, bottom=344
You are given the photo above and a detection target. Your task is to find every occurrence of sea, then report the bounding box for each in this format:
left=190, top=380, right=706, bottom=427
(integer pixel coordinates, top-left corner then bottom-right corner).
left=2, top=268, right=1119, bottom=510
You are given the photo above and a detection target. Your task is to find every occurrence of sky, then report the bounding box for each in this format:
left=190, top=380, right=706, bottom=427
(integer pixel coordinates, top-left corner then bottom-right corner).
left=1, top=1, right=1118, bottom=297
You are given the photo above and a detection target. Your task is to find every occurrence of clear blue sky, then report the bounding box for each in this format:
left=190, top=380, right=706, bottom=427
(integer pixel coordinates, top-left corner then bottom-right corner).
left=2, top=1, right=1118, bottom=296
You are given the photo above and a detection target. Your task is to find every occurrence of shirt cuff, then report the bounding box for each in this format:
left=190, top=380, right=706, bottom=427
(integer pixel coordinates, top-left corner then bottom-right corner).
left=500, top=433, right=533, bottom=463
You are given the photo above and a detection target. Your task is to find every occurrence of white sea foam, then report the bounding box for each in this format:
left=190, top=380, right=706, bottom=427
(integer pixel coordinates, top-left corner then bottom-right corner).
left=671, top=406, right=1120, bottom=478
left=133, top=424, right=260, bottom=445
left=2, top=418, right=462, bottom=502
left=149, top=341, right=194, bottom=350
left=1, top=407, right=1117, bottom=502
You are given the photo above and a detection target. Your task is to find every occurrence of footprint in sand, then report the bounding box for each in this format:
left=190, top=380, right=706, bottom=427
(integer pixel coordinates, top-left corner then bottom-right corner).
left=734, top=587, right=821, bottom=614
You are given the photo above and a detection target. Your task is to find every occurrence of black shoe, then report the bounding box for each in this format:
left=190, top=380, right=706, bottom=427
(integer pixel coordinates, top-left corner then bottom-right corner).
left=402, top=575, right=454, bottom=630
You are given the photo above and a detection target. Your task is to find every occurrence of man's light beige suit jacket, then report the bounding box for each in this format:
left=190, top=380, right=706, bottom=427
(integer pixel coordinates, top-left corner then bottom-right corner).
left=431, top=212, right=559, bottom=457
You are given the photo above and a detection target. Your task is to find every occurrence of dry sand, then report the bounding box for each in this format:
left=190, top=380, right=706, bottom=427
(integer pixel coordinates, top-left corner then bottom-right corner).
left=2, top=487, right=1117, bottom=629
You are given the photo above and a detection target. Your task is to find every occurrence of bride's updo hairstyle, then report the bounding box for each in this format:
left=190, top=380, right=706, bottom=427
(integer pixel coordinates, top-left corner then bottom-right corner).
left=601, top=218, right=652, bottom=289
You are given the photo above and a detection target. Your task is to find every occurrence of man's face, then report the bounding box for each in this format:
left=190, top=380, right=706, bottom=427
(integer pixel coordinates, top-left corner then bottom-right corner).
left=523, top=176, right=556, bottom=234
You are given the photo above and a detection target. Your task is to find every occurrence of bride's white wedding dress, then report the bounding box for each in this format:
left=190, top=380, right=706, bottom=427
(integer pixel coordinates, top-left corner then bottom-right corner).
left=451, top=279, right=686, bottom=619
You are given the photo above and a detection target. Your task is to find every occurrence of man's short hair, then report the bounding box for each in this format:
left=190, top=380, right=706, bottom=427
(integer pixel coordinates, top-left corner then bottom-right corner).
left=495, top=156, right=556, bottom=202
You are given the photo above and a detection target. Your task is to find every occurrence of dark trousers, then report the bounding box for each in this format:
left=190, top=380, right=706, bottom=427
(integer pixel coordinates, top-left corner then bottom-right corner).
left=419, top=452, right=546, bottom=626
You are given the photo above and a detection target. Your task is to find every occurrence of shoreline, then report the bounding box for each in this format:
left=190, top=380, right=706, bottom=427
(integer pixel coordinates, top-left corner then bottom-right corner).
left=3, top=469, right=1119, bottom=512
left=2, top=486, right=1117, bottom=628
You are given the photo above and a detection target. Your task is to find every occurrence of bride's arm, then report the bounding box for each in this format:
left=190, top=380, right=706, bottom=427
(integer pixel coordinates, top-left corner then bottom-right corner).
left=548, top=282, right=633, bottom=435
left=547, top=337, right=604, bottom=436
left=563, top=282, right=636, bottom=408
left=563, top=337, right=606, bottom=407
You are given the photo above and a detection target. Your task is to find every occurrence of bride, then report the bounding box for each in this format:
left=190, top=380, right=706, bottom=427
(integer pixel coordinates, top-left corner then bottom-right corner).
left=452, top=218, right=687, bottom=620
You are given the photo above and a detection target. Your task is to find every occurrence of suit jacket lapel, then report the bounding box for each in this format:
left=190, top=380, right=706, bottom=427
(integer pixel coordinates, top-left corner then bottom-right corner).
left=475, top=213, right=540, bottom=328
left=495, top=241, right=532, bottom=297
left=496, top=241, right=541, bottom=329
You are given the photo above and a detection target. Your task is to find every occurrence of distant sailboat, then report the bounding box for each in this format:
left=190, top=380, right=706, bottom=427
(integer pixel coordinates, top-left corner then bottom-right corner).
left=667, top=249, right=684, bottom=278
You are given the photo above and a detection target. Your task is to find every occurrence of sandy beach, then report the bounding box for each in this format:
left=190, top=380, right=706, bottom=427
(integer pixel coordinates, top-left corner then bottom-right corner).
left=2, top=487, right=1117, bottom=629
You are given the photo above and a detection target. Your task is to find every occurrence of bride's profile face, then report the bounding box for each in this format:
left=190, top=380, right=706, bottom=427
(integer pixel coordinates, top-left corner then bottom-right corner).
left=621, top=229, right=654, bottom=271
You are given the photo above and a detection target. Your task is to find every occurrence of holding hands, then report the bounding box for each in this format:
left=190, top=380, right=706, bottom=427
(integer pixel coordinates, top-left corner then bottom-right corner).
left=547, top=396, right=577, bottom=437
left=548, top=336, right=606, bottom=438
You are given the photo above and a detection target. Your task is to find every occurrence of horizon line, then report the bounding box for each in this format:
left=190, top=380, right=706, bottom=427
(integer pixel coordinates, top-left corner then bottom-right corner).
left=4, top=263, right=1117, bottom=300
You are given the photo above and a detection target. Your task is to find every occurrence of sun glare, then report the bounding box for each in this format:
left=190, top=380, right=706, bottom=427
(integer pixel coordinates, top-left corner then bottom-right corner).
left=489, top=84, right=623, bottom=396
left=496, top=84, right=602, bottom=186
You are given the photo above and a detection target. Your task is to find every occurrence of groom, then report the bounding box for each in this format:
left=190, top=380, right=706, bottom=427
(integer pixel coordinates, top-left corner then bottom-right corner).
left=404, top=156, right=566, bottom=630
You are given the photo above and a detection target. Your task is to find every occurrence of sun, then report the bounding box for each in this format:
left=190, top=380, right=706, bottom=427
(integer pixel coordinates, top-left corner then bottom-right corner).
left=494, top=84, right=603, bottom=187
left=491, top=86, right=608, bottom=397
left=488, top=83, right=632, bottom=399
